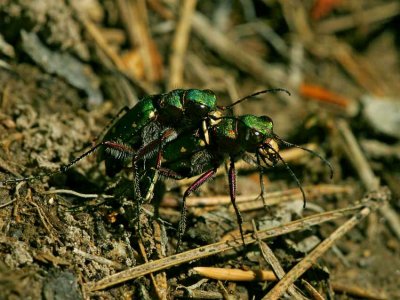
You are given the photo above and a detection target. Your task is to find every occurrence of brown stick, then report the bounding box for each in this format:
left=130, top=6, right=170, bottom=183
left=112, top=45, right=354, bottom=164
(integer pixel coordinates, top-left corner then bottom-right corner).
left=79, top=15, right=156, bottom=94
left=301, top=280, right=325, bottom=300
left=337, top=119, right=379, bottom=190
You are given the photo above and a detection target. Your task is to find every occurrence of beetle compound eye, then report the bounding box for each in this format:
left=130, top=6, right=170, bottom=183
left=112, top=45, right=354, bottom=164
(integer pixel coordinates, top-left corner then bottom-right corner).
left=185, top=101, right=211, bottom=120
left=184, top=89, right=216, bottom=121
left=242, top=128, right=265, bottom=149
left=251, top=130, right=264, bottom=143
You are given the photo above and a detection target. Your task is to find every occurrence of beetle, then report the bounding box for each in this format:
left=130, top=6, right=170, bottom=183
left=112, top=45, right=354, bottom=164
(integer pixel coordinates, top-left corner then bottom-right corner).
left=149, top=114, right=333, bottom=251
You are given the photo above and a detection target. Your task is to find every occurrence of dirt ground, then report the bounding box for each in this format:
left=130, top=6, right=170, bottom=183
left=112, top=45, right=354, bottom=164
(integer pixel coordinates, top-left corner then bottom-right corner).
left=0, top=1, right=400, bottom=299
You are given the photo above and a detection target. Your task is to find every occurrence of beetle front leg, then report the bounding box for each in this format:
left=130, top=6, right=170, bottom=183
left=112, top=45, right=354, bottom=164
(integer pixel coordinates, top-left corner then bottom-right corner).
left=176, top=168, right=217, bottom=253
left=228, top=158, right=245, bottom=247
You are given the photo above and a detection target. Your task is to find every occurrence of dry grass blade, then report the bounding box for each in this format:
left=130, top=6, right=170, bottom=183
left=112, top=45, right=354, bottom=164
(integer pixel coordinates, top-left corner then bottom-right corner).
left=337, top=119, right=379, bottom=190
left=78, top=14, right=156, bottom=94
left=301, top=280, right=325, bottom=300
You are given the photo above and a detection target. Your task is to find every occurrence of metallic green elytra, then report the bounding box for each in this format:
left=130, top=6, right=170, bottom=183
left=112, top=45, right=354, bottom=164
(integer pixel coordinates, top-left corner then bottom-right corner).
left=101, top=96, right=157, bottom=147
left=98, top=89, right=218, bottom=176
left=155, top=89, right=217, bottom=125
left=97, top=95, right=158, bottom=176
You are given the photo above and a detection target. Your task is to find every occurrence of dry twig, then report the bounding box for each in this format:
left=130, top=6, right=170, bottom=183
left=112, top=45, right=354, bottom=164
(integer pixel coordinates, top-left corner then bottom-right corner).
left=118, top=0, right=159, bottom=82
left=137, top=240, right=166, bottom=300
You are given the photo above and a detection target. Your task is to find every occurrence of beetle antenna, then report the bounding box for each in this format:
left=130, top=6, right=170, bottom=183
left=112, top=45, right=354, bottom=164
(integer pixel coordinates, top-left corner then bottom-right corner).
left=0, top=143, right=105, bottom=186
left=266, top=145, right=307, bottom=208
left=275, top=136, right=333, bottom=179
left=218, top=88, right=290, bottom=110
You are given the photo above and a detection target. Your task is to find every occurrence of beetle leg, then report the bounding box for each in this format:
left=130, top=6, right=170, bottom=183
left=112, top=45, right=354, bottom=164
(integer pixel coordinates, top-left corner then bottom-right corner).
left=136, top=129, right=177, bottom=203
left=176, top=168, right=217, bottom=253
left=135, top=128, right=177, bottom=162
left=1, top=140, right=135, bottom=186
left=157, top=167, right=185, bottom=180
left=228, top=158, right=245, bottom=248
left=132, top=160, right=144, bottom=234
left=267, top=145, right=307, bottom=208
left=256, top=152, right=267, bottom=209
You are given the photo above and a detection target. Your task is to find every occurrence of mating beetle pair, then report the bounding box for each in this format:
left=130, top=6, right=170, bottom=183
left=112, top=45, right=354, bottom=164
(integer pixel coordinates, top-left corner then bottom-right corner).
left=0, top=88, right=332, bottom=252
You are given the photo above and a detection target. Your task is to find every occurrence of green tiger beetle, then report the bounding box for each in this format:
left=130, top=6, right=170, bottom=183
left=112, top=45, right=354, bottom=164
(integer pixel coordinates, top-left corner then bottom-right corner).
left=0, top=88, right=286, bottom=191
left=149, top=114, right=333, bottom=252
